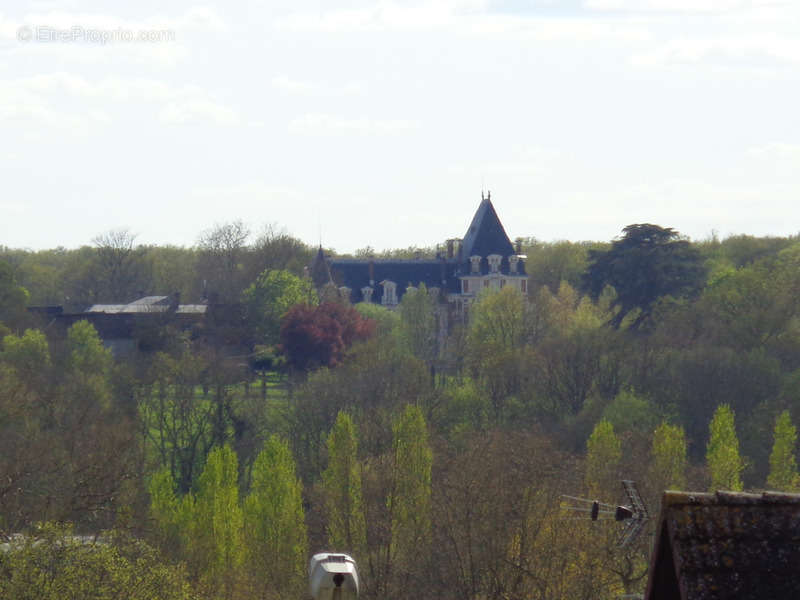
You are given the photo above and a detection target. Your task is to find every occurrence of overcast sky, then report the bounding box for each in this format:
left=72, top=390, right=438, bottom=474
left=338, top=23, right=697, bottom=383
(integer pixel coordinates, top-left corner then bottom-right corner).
left=1, top=0, right=799, bottom=253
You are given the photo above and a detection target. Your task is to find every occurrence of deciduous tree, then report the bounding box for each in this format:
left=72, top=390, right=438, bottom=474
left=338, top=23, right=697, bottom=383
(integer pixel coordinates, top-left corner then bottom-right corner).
left=243, top=269, right=317, bottom=346
left=388, top=405, right=432, bottom=581
left=398, top=282, right=438, bottom=364
left=322, top=412, right=366, bottom=556
left=706, top=404, right=744, bottom=492
left=244, top=436, right=307, bottom=599
left=280, top=302, right=375, bottom=372
left=767, top=410, right=799, bottom=491
left=650, top=422, right=688, bottom=491
left=585, top=419, right=621, bottom=497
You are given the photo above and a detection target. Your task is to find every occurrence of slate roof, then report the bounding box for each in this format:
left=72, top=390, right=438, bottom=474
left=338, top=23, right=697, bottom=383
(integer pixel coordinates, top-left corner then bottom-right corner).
left=460, top=197, right=516, bottom=263
left=329, top=259, right=458, bottom=302
left=85, top=295, right=207, bottom=315
left=316, top=196, right=525, bottom=303
left=645, top=490, right=800, bottom=600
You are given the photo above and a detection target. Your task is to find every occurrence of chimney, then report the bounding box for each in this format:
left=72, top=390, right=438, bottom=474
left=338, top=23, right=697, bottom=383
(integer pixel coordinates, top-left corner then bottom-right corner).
left=515, top=238, right=522, bottom=255
left=368, top=260, right=375, bottom=286
left=446, top=239, right=454, bottom=259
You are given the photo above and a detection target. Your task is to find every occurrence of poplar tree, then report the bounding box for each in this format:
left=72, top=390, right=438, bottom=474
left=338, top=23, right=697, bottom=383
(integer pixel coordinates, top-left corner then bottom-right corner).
left=767, top=410, right=800, bottom=492
left=244, top=435, right=307, bottom=598
left=148, top=467, right=182, bottom=555
left=706, top=404, right=744, bottom=492
left=322, top=412, right=366, bottom=556
left=388, top=405, right=432, bottom=571
left=650, top=422, right=688, bottom=490
left=191, top=445, right=244, bottom=594
left=585, top=419, right=622, bottom=497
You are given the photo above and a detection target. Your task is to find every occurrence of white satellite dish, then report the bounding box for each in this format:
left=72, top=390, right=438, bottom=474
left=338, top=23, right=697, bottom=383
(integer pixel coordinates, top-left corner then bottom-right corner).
left=309, top=552, right=360, bottom=600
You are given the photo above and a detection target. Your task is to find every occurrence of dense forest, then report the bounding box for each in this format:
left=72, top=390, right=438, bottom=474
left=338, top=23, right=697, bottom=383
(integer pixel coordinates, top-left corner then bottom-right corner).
left=1, top=221, right=800, bottom=599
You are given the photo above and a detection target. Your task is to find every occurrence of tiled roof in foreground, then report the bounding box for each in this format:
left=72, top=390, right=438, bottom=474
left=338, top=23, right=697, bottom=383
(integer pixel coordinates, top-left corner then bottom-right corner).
left=646, top=490, right=800, bottom=600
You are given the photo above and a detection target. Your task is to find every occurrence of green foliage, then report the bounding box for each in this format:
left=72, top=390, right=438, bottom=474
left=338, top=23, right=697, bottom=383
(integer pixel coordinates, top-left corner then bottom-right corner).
left=706, top=404, right=744, bottom=492
left=243, top=436, right=307, bottom=598
left=138, top=351, right=219, bottom=493
left=466, top=287, right=533, bottom=421
left=389, top=405, right=432, bottom=566
left=322, top=412, right=367, bottom=556
left=523, top=239, right=591, bottom=293
left=585, top=419, right=621, bottom=496
left=468, top=286, right=529, bottom=353
left=1, top=328, right=50, bottom=382
left=189, top=445, right=244, bottom=591
left=0, top=523, right=194, bottom=600
left=650, top=422, right=688, bottom=490
left=398, top=283, right=439, bottom=363
left=354, top=302, right=401, bottom=337
left=584, top=224, right=706, bottom=329
left=767, top=410, right=799, bottom=491
left=243, top=269, right=317, bottom=345
left=0, top=258, right=30, bottom=329
left=434, top=378, right=490, bottom=436
left=148, top=467, right=183, bottom=554
left=66, top=320, right=112, bottom=374
left=62, top=320, right=114, bottom=409
left=602, top=389, right=660, bottom=435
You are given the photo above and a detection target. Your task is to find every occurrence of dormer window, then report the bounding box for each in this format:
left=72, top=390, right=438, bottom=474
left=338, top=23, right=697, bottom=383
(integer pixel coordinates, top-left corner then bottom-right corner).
left=361, top=286, right=373, bottom=303
left=381, top=280, right=397, bottom=305
left=487, top=254, right=501, bottom=274
left=470, top=255, right=481, bottom=274
left=339, top=286, right=351, bottom=300
left=509, top=255, right=519, bottom=274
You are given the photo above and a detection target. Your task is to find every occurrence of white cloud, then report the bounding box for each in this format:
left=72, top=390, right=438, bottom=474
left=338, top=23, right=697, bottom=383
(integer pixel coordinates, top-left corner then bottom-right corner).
left=273, top=2, right=650, bottom=42
left=17, top=6, right=227, bottom=35
left=632, top=35, right=800, bottom=69
left=0, top=72, right=240, bottom=130
left=584, top=0, right=782, bottom=13
left=159, top=99, right=239, bottom=125
left=747, top=142, right=800, bottom=161
left=287, top=113, right=418, bottom=135
left=271, top=75, right=365, bottom=97
left=447, top=146, right=566, bottom=178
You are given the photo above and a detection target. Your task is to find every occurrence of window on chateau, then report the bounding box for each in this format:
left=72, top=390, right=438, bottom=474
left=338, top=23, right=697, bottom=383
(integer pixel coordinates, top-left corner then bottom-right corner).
left=487, top=254, right=501, bottom=273
left=509, top=255, right=519, bottom=274
left=462, top=280, right=469, bottom=293
left=361, top=286, right=373, bottom=302
left=483, top=279, right=489, bottom=288
left=470, top=255, right=481, bottom=274
left=381, top=280, right=397, bottom=305
left=521, top=279, right=527, bottom=293
left=500, top=279, right=506, bottom=288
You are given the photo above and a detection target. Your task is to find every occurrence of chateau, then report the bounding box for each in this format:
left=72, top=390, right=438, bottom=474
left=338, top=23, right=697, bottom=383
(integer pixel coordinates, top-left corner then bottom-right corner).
left=310, top=193, right=527, bottom=317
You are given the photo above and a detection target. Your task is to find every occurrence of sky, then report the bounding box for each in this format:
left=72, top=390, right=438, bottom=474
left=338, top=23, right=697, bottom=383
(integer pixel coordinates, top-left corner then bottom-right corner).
left=1, top=0, right=799, bottom=253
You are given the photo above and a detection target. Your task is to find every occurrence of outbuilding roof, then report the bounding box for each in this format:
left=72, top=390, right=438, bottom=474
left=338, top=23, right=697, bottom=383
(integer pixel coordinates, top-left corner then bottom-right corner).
left=645, top=490, right=800, bottom=600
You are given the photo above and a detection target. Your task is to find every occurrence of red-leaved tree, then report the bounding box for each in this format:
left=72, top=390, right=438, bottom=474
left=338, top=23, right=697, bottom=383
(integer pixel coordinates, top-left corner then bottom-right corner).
left=280, top=302, right=376, bottom=371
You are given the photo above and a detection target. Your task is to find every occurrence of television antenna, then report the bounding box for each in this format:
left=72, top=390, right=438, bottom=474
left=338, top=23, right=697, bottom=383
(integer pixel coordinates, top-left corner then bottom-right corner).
left=561, top=480, right=650, bottom=548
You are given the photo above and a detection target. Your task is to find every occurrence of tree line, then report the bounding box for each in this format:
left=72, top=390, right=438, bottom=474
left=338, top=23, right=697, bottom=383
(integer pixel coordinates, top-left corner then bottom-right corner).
left=1, top=222, right=800, bottom=599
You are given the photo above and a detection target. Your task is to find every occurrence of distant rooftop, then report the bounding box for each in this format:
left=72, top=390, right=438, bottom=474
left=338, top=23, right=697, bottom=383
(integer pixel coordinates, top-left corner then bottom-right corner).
left=86, top=296, right=207, bottom=314
left=646, top=490, right=800, bottom=600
